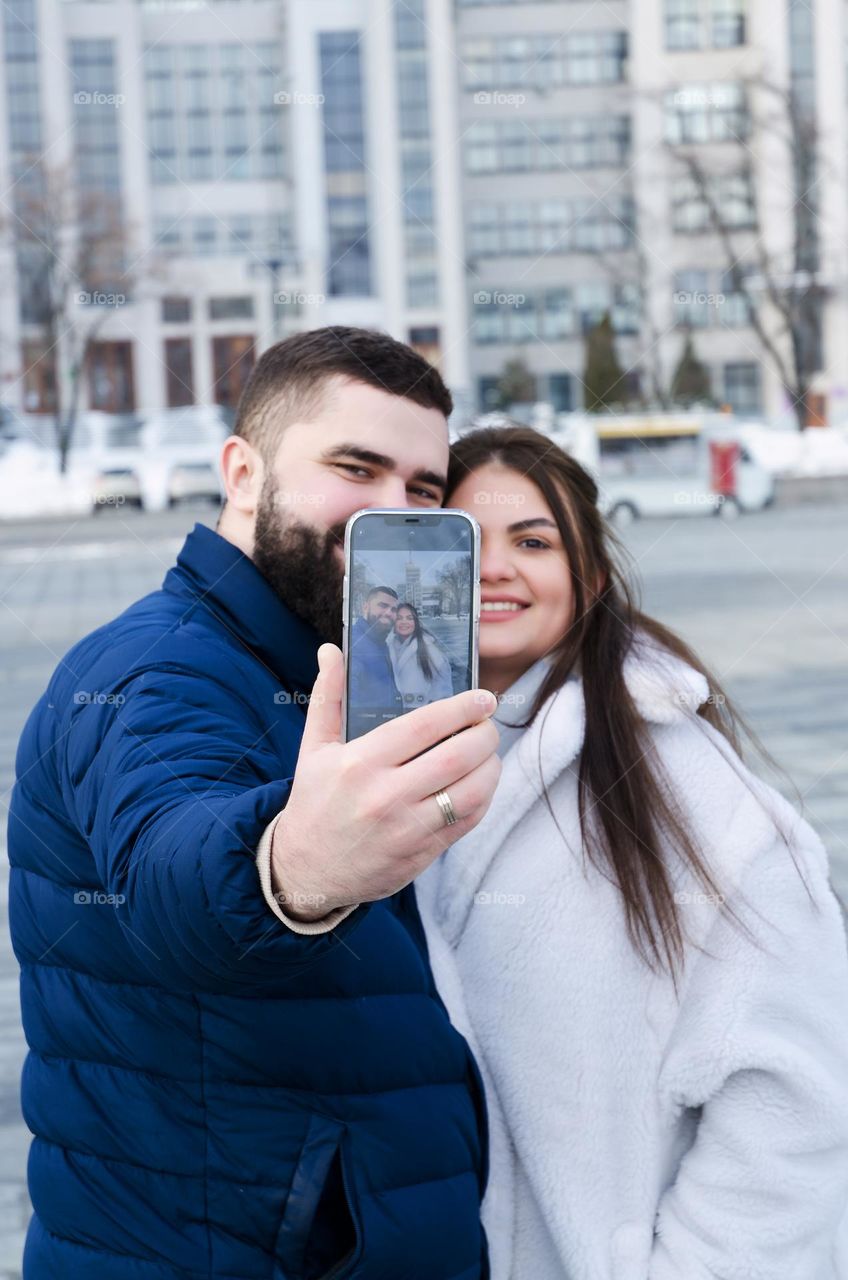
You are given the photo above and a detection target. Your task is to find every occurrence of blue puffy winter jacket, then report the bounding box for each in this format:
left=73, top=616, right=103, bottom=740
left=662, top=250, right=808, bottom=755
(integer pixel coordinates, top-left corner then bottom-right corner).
left=7, top=522, right=489, bottom=1280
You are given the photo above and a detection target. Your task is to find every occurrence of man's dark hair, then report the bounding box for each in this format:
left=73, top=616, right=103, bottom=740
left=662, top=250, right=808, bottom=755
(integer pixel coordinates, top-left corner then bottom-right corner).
left=366, top=586, right=399, bottom=602
left=233, top=325, right=453, bottom=459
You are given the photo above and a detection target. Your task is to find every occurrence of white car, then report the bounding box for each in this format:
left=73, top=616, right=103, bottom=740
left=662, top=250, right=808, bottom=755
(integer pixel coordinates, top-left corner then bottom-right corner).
left=135, top=407, right=229, bottom=512
left=74, top=407, right=229, bottom=513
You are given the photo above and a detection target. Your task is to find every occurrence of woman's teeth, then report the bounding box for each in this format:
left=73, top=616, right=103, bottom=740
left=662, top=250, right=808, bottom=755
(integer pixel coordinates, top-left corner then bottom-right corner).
left=481, top=602, right=525, bottom=612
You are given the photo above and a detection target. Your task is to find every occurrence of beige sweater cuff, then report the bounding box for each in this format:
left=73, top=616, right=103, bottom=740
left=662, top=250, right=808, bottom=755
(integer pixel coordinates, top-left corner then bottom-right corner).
left=255, top=811, right=359, bottom=935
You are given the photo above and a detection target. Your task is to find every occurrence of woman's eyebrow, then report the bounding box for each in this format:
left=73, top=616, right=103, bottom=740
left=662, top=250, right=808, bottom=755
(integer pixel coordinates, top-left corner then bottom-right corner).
left=320, top=443, right=446, bottom=492
left=506, top=517, right=557, bottom=534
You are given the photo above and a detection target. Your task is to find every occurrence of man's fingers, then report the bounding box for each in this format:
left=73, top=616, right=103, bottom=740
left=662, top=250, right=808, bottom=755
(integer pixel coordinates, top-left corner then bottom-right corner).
left=411, top=753, right=502, bottom=841
left=359, top=687, right=499, bottom=765
left=299, top=643, right=344, bottom=751
left=398, top=716, right=500, bottom=804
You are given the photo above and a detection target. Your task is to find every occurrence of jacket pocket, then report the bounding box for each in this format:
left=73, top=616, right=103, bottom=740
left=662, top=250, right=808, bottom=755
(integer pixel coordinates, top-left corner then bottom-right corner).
left=274, top=1114, right=362, bottom=1280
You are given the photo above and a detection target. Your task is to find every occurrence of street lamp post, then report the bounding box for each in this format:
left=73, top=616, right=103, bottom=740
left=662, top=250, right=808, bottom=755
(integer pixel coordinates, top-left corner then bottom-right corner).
left=248, top=250, right=300, bottom=347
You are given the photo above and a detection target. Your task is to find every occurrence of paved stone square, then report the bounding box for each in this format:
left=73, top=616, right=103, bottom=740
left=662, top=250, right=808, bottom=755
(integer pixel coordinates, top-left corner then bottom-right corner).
left=0, top=500, right=846, bottom=1277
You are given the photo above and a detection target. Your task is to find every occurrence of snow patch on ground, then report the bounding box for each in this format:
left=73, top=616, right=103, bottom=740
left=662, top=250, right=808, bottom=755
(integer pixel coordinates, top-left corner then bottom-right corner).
left=0, top=443, right=95, bottom=519
left=733, top=424, right=848, bottom=477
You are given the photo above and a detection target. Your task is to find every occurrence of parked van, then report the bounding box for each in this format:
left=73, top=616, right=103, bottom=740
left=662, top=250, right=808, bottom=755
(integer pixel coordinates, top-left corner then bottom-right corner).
left=550, top=412, right=774, bottom=524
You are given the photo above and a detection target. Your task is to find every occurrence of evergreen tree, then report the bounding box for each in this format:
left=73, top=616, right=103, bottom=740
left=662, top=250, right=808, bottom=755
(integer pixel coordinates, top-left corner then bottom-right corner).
left=582, top=312, right=626, bottom=413
left=670, top=330, right=713, bottom=406
left=495, top=357, right=536, bottom=410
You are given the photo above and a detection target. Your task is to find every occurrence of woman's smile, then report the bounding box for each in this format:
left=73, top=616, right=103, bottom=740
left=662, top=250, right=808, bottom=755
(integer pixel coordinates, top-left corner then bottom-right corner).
left=480, top=596, right=532, bottom=623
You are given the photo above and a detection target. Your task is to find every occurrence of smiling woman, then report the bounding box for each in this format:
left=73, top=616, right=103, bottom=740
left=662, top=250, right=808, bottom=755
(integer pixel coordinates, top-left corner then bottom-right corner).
left=445, top=423, right=775, bottom=971
left=415, top=421, right=848, bottom=1280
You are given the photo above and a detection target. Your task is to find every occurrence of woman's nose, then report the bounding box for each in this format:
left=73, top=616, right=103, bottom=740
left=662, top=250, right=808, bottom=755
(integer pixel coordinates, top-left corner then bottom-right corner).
left=480, top=542, right=518, bottom=582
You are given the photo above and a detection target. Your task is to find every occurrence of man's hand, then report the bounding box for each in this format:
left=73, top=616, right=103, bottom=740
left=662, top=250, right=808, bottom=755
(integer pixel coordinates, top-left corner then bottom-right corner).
left=270, top=643, right=501, bottom=922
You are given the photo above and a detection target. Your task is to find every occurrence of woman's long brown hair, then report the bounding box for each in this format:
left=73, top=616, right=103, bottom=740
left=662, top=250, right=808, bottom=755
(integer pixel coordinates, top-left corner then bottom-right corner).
left=448, top=425, right=803, bottom=979
left=395, top=603, right=435, bottom=682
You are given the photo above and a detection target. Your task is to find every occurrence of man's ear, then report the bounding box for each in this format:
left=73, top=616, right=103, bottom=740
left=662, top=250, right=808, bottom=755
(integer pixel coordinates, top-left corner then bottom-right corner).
left=220, top=435, right=264, bottom=516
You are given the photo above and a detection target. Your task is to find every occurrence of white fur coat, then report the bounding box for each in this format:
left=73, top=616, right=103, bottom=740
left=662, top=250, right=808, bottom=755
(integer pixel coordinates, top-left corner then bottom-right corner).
left=387, top=629, right=453, bottom=707
left=416, top=638, right=848, bottom=1279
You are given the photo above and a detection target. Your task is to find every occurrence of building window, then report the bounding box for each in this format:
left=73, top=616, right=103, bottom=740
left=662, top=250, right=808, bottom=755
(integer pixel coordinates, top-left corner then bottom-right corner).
left=162, top=295, right=191, bottom=323
left=320, top=32, right=371, bottom=296
left=665, top=0, right=701, bottom=48
left=575, top=282, right=640, bottom=335
left=718, top=270, right=751, bottom=328
left=465, top=115, right=631, bottom=175
left=472, top=285, right=638, bottom=346
left=539, top=289, right=573, bottom=340
left=566, top=32, right=628, bottom=85
left=192, top=217, right=218, bottom=256
left=208, top=296, right=254, bottom=320
left=674, top=269, right=749, bottom=328
left=547, top=373, right=573, bottom=412
left=665, top=82, right=748, bottom=144
left=396, top=0, right=427, bottom=48
left=212, top=335, right=255, bottom=410
left=407, top=270, right=439, bottom=309
left=711, top=0, right=747, bottom=46
left=472, top=288, right=577, bottom=344
left=673, top=269, right=711, bottom=327
left=461, top=31, right=628, bottom=92
left=164, top=337, right=194, bottom=407
left=408, top=326, right=441, bottom=369
left=153, top=213, right=292, bottom=260
left=70, top=38, right=123, bottom=193
left=397, top=53, right=431, bottom=139
left=664, top=0, right=746, bottom=51
left=723, top=361, right=760, bottom=413
left=21, top=340, right=57, bottom=413
left=326, top=195, right=372, bottom=296
left=478, top=377, right=501, bottom=412
left=4, top=0, right=43, bottom=169
left=88, top=340, right=135, bottom=412
left=468, top=197, right=634, bottom=257
left=672, top=170, right=756, bottom=232
left=143, top=41, right=284, bottom=185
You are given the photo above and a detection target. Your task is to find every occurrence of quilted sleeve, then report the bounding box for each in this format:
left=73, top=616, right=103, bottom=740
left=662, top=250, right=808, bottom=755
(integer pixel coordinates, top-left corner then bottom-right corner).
left=60, top=662, right=368, bottom=991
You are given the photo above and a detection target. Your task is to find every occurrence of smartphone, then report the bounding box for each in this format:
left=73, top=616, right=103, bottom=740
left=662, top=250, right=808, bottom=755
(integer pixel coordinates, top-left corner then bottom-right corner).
left=342, top=508, right=481, bottom=742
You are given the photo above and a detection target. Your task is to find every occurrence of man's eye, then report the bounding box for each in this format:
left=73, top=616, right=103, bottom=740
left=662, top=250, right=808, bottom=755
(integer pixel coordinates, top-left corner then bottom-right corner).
left=335, top=463, right=372, bottom=478
left=409, top=487, right=440, bottom=501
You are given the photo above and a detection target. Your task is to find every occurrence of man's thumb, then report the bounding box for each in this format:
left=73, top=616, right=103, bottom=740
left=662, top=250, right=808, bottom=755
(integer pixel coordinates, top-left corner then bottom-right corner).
left=300, top=643, right=343, bottom=749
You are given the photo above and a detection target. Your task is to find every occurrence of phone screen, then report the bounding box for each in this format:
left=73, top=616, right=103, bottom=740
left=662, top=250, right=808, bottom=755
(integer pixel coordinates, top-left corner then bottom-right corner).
left=342, top=509, right=480, bottom=742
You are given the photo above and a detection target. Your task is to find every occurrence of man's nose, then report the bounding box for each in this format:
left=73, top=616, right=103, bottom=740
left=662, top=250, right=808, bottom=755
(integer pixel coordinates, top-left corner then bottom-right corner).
left=369, top=475, right=411, bottom=507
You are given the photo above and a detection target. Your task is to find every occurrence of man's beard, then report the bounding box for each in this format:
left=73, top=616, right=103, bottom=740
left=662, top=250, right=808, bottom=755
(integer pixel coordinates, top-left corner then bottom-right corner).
left=252, top=473, right=345, bottom=646
left=364, top=609, right=391, bottom=641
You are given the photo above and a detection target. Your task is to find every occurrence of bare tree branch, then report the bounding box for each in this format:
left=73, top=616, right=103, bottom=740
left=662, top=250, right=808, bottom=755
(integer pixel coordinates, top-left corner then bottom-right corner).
left=1, top=155, right=147, bottom=470
left=665, top=73, right=830, bottom=429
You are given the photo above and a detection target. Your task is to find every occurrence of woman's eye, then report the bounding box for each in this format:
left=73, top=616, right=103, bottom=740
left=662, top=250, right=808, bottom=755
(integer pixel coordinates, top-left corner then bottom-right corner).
left=518, top=537, right=549, bottom=549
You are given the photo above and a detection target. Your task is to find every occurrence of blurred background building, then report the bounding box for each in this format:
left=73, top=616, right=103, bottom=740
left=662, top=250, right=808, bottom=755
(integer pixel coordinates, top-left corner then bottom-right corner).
left=1, top=0, right=847, bottom=431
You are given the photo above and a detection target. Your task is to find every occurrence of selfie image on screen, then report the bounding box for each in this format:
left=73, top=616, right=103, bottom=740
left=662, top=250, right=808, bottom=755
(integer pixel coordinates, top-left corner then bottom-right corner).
left=346, top=514, right=475, bottom=741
